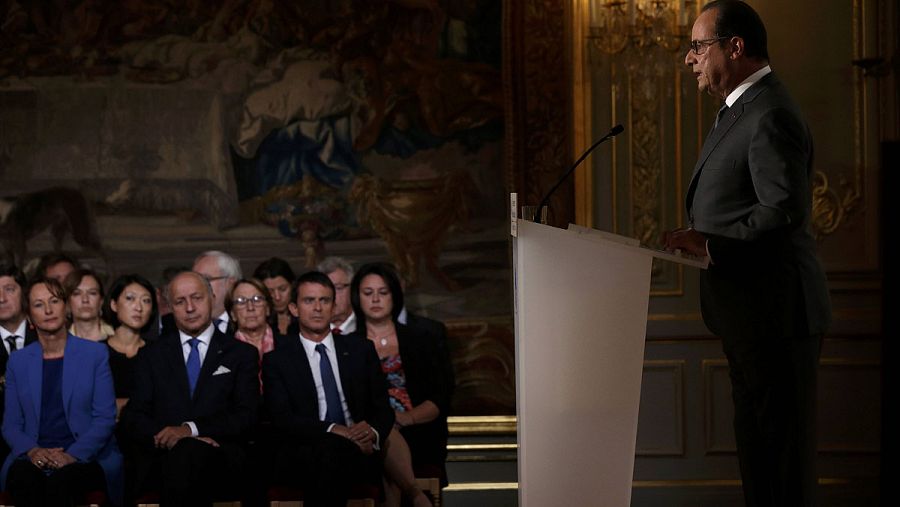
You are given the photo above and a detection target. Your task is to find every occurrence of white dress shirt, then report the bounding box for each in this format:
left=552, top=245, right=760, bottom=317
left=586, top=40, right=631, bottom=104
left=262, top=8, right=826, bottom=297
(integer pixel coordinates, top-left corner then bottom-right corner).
left=179, top=323, right=215, bottom=436
left=214, top=312, right=230, bottom=334
left=331, top=312, right=357, bottom=335
left=725, top=65, right=772, bottom=107
left=299, top=332, right=353, bottom=427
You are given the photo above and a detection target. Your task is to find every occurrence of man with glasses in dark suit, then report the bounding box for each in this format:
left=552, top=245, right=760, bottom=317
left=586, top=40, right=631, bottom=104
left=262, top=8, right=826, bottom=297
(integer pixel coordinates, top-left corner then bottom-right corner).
left=663, top=1, right=831, bottom=506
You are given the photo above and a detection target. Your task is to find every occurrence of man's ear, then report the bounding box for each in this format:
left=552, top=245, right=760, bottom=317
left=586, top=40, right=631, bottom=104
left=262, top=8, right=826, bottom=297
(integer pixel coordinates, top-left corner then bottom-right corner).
left=288, top=302, right=299, bottom=318
left=729, top=36, right=745, bottom=59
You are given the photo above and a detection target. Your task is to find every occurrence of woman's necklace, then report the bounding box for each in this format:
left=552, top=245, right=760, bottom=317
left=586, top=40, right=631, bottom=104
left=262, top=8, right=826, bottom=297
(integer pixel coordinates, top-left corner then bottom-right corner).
left=369, top=332, right=394, bottom=347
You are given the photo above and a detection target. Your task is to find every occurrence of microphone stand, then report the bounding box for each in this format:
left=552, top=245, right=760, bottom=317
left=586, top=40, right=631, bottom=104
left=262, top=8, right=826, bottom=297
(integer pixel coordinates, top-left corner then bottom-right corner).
left=533, top=124, right=624, bottom=223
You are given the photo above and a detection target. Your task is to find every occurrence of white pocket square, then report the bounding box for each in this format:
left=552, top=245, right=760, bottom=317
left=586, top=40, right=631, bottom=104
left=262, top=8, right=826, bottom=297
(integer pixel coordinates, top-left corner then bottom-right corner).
left=212, top=365, right=231, bottom=376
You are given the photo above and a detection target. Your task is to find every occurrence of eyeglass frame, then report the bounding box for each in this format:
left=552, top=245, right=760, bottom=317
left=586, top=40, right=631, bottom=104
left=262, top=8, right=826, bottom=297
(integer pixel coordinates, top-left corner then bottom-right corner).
left=689, top=36, right=729, bottom=55
left=233, top=294, right=267, bottom=307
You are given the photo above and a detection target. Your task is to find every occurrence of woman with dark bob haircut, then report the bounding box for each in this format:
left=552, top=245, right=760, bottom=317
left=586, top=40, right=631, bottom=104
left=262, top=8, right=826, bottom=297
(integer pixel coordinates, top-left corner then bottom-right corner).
left=102, top=275, right=158, bottom=417
left=349, top=263, right=449, bottom=507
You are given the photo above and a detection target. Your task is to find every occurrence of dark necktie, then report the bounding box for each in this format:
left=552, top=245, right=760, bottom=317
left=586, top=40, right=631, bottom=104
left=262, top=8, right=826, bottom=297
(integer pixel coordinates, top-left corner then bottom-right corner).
left=5, top=336, right=19, bottom=352
left=186, top=338, right=201, bottom=395
left=714, top=104, right=730, bottom=129
left=332, top=327, right=342, bottom=336
left=315, top=343, right=346, bottom=425
left=214, top=318, right=224, bottom=333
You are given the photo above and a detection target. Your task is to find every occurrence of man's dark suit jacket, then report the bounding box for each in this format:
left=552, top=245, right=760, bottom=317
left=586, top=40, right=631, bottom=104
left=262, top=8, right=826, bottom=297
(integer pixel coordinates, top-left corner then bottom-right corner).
left=262, top=333, right=394, bottom=442
left=121, top=327, right=259, bottom=446
left=0, top=324, right=37, bottom=377
left=686, top=72, right=831, bottom=340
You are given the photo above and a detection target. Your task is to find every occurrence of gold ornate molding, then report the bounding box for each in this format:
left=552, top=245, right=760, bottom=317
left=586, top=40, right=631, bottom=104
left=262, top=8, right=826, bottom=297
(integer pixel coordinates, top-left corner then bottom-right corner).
left=448, top=415, right=517, bottom=435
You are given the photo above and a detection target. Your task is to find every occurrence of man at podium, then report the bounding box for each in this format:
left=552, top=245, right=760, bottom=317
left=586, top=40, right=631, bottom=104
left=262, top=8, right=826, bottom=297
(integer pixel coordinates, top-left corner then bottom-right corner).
left=663, top=1, right=831, bottom=506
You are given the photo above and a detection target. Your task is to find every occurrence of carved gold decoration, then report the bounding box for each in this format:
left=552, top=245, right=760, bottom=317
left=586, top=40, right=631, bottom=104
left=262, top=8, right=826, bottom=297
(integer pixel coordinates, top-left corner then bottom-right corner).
left=587, top=0, right=696, bottom=56
left=811, top=169, right=861, bottom=237
left=629, top=74, right=663, bottom=277
left=349, top=171, right=472, bottom=289
left=515, top=0, right=572, bottom=226
left=809, top=0, right=867, bottom=240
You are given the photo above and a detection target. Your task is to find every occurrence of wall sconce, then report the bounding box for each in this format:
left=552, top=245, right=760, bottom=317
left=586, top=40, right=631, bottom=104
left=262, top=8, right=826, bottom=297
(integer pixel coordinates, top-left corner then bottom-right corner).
left=587, top=0, right=697, bottom=55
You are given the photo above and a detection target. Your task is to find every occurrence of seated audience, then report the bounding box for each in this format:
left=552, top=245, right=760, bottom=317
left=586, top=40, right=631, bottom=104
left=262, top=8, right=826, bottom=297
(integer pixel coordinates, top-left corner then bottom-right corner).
left=1, top=277, right=123, bottom=506
left=103, top=274, right=158, bottom=417
left=262, top=271, right=394, bottom=507
left=351, top=263, right=451, bottom=504
left=120, top=271, right=258, bottom=505
left=253, top=257, right=297, bottom=337
left=0, top=264, right=37, bottom=468
left=65, top=268, right=114, bottom=342
left=317, top=257, right=357, bottom=335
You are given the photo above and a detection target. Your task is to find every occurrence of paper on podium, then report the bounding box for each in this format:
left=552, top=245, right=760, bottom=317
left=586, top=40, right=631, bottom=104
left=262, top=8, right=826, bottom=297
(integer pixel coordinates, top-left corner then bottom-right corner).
left=567, top=223, right=709, bottom=269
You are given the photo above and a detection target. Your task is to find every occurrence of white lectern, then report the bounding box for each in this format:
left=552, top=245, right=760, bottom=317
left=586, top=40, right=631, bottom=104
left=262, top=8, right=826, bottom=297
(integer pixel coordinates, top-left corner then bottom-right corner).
left=513, top=215, right=706, bottom=507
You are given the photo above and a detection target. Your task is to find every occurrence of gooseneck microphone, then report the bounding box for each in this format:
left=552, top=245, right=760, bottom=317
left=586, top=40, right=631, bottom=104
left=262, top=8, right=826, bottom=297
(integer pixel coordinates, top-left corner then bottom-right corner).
left=533, top=124, right=625, bottom=222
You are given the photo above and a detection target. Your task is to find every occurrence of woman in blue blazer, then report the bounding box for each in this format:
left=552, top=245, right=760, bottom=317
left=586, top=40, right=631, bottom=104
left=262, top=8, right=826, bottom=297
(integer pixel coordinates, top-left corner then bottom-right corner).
left=1, top=277, right=123, bottom=506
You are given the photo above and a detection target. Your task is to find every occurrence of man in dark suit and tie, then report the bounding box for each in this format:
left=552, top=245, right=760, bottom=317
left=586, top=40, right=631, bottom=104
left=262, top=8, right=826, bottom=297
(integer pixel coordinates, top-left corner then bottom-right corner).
left=663, top=2, right=831, bottom=506
left=263, top=271, right=394, bottom=507
left=0, top=264, right=38, bottom=466
left=121, top=271, right=259, bottom=506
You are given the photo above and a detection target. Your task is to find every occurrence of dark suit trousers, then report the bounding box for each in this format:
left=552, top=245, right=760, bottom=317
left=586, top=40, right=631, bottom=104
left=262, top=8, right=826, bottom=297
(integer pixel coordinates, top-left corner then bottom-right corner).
left=132, top=438, right=242, bottom=507
left=272, top=432, right=379, bottom=507
left=6, top=459, right=105, bottom=507
left=722, top=332, right=822, bottom=507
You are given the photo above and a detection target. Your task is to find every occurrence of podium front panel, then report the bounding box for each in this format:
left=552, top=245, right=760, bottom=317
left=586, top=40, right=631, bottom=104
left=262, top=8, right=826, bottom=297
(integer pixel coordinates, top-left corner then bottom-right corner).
left=514, top=220, right=653, bottom=507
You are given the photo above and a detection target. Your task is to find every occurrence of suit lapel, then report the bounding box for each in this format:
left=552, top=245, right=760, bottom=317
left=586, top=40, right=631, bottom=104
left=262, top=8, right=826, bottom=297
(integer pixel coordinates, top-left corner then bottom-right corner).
left=25, top=344, right=43, bottom=423
left=289, top=339, right=320, bottom=417
left=686, top=103, right=743, bottom=216
left=163, top=334, right=193, bottom=404
left=686, top=73, right=778, bottom=217
left=61, top=335, right=78, bottom=418
left=334, top=336, right=358, bottom=420
left=0, top=344, right=9, bottom=370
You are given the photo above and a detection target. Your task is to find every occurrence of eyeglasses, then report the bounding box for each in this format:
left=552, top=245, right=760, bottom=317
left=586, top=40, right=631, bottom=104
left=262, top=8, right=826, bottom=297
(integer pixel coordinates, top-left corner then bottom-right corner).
left=233, top=295, right=266, bottom=307
left=204, top=275, right=230, bottom=282
left=689, top=36, right=728, bottom=55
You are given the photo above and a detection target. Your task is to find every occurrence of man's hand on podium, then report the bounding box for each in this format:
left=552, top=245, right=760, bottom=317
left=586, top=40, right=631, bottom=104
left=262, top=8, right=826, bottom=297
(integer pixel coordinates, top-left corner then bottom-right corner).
left=662, top=228, right=709, bottom=259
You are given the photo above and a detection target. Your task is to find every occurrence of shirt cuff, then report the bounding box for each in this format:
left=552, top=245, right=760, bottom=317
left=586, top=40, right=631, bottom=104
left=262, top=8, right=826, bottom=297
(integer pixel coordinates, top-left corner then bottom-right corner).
left=371, top=428, right=381, bottom=451
left=183, top=422, right=199, bottom=437
left=705, top=240, right=714, bottom=264
left=326, top=423, right=336, bottom=433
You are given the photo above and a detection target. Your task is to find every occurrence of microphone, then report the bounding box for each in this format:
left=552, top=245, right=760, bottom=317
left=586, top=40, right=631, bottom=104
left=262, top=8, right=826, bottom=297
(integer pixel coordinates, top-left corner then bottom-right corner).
left=533, top=124, right=625, bottom=222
